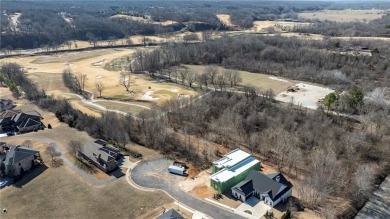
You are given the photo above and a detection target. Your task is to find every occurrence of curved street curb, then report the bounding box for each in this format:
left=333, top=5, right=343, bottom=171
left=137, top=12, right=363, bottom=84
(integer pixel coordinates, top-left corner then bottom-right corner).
left=125, top=161, right=212, bottom=219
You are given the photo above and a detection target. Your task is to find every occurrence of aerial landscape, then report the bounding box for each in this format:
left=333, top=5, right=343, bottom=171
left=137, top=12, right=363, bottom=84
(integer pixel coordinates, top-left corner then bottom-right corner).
left=0, top=0, right=389, bottom=218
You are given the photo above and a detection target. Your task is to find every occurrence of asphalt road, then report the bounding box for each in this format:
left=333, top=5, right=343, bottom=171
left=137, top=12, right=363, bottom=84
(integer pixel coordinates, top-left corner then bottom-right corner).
left=131, top=158, right=246, bottom=219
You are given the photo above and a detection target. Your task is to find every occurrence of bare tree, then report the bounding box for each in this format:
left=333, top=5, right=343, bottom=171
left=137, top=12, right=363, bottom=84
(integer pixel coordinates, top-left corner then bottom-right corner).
left=231, top=70, right=242, bottom=86
left=95, top=82, right=104, bottom=98
left=197, top=73, right=209, bottom=89
left=205, top=66, right=218, bottom=89
left=187, top=70, right=197, bottom=88
left=45, top=144, right=60, bottom=160
left=126, top=38, right=133, bottom=47
left=74, top=72, right=87, bottom=93
left=45, top=144, right=62, bottom=167
left=171, top=70, right=179, bottom=84
left=202, top=31, right=212, bottom=42
left=69, top=140, right=82, bottom=157
left=119, top=71, right=134, bottom=92
left=179, top=69, right=188, bottom=85
left=216, top=74, right=227, bottom=91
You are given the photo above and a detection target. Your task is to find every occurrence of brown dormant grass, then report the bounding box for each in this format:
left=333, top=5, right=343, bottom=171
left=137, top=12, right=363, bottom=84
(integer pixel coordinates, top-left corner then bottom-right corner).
left=298, top=9, right=387, bottom=22
left=183, top=64, right=295, bottom=94
left=0, top=166, right=172, bottom=219
left=216, top=14, right=235, bottom=27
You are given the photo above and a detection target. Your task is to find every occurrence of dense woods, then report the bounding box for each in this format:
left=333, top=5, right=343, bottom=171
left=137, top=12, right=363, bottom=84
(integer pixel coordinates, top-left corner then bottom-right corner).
left=154, top=91, right=389, bottom=217
left=2, top=1, right=388, bottom=50
left=135, top=35, right=390, bottom=93
left=294, top=15, right=390, bottom=37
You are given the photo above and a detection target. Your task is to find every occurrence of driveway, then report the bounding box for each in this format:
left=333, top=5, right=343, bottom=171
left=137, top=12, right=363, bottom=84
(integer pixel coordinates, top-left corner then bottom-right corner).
left=130, top=158, right=246, bottom=219
left=235, top=197, right=271, bottom=219
left=6, top=136, right=120, bottom=185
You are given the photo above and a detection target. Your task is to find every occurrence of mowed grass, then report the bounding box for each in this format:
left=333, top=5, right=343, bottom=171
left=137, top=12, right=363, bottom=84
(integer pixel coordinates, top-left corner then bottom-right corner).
left=183, top=65, right=295, bottom=94
left=27, top=72, right=69, bottom=93
left=0, top=166, right=172, bottom=219
left=153, top=89, right=177, bottom=97
left=94, top=101, right=150, bottom=116
left=69, top=100, right=102, bottom=117
left=30, top=49, right=121, bottom=64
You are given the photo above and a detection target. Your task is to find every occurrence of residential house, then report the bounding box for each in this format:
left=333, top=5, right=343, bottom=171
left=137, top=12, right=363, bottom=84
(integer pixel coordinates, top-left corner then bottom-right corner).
left=231, top=170, right=293, bottom=207
left=0, top=110, right=43, bottom=133
left=210, top=148, right=260, bottom=193
left=78, top=140, right=119, bottom=173
left=156, top=209, right=184, bottom=219
left=0, top=145, right=41, bottom=177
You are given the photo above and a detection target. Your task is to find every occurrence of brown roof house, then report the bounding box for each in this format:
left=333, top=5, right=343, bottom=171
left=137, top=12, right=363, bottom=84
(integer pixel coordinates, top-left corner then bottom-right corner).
left=0, top=144, right=41, bottom=177
left=78, top=140, right=119, bottom=173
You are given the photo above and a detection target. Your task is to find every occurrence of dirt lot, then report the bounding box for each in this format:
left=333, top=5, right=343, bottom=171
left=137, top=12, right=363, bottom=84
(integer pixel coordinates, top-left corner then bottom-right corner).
left=275, top=83, right=334, bottom=109
left=298, top=9, right=387, bottom=22
left=0, top=165, right=172, bottom=219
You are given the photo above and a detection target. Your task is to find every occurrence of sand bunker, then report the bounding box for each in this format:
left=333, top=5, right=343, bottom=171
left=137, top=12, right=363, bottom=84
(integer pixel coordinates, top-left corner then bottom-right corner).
left=141, top=90, right=159, bottom=101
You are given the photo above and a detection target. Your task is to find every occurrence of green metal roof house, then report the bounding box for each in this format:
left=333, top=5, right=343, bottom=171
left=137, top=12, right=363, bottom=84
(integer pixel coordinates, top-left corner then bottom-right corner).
left=210, top=148, right=260, bottom=194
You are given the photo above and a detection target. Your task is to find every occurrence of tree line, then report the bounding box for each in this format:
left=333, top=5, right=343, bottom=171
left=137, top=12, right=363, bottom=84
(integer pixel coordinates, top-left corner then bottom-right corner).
left=133, top=35, right=390, bottom=93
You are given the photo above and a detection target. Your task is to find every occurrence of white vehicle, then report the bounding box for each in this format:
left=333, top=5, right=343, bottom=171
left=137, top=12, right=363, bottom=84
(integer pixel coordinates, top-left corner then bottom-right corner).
left=168, top=165, right=186, bottom=176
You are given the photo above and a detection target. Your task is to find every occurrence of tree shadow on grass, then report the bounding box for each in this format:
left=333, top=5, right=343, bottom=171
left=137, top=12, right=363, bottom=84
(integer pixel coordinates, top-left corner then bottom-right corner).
left=74, top=158, right=98, bottom=174
left=13, top=164, right=48, bottom=188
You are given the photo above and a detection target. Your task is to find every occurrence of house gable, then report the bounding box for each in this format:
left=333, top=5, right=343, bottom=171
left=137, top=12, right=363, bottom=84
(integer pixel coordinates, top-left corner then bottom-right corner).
left=232, top=170, right=293, bottom=205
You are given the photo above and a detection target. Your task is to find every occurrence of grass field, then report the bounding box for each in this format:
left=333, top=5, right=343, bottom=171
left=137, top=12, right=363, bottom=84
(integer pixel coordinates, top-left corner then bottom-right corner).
left=0, top=166, right=172, bottom=219
left=298, top=9, right=387, bottom=22
left=31, top=50, right=120, bottom=64
left=183, top=65, right=295, bottom=94
left=216, top=14, right=235, bottom=27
